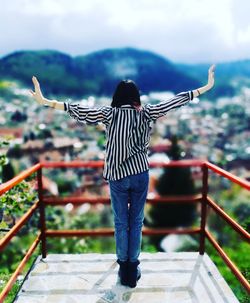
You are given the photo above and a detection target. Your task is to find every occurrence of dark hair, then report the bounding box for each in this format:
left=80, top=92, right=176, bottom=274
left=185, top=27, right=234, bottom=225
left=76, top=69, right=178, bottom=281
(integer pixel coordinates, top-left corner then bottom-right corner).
left=111, top=80, right=141, bottom=108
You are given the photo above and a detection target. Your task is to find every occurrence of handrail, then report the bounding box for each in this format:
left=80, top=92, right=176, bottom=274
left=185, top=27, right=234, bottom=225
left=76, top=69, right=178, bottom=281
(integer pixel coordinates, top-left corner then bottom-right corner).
left=205, top=230, right=250, bottom=293
left=41, top=159, right=250, bottom=294
left=205, top=161, right=250, bottom=190
left=206, top=196, right=250, bottom=242
left=41, top=159, right=204, bottom=168
left=199, top=164, right=208, bottom=255
left=0, top=164, right=41, bottom=303
left=150, top=159, right=204, bottom=167
left=41, top=160, right=104, bottom=168
left=0, top=163, right=41, bottom=195
left=46, top=227, right=201, bottom=237
left=0, top=234, right=41, bottom=302
left=204, top=162, right=250, bottom=293
left=0, top=200, right=39, bottom=251
left=43, top=194, right=202, bottom=205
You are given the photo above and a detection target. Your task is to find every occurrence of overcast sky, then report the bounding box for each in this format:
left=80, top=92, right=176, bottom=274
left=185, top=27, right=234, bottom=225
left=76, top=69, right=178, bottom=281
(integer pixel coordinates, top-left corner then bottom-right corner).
left=1, top=0, right=250, bottom=63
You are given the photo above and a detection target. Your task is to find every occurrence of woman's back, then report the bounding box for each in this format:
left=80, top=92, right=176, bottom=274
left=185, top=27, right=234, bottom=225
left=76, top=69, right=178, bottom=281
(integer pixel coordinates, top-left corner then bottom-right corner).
left=104, top=105, right=151, bottom=180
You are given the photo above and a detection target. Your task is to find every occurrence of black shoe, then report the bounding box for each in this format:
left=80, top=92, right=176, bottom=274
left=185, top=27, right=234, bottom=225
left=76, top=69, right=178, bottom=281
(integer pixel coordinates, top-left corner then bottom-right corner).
left=117, top=259, right=128, bottom=286
left=127, top=260, right=141, bottom=288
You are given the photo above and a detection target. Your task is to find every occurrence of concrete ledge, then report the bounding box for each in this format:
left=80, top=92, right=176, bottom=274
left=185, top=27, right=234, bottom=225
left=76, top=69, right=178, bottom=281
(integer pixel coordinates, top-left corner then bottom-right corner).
left=14, top=252, right=239, bottom=303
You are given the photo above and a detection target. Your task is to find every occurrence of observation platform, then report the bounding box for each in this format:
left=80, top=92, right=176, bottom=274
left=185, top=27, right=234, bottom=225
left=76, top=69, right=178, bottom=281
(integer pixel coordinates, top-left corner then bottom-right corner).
left=14, top=252, right=239, bottom=303
left=1, top=160, right=249, bottom=302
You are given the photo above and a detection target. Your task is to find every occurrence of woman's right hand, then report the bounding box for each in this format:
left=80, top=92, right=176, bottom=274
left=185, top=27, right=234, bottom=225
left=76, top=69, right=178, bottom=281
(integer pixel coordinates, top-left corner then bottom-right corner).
left=207, top=64, right=215, bottom=89
left=192, top=64, right=215, bottom=98
left=30, top=76, right=44, bottom=105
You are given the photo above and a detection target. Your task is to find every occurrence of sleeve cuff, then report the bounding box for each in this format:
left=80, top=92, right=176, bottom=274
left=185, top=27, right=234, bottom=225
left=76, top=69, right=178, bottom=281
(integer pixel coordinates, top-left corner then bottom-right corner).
left=189, top=91, right=194, bottom=100
left=64, top=102, right=69, bottom=112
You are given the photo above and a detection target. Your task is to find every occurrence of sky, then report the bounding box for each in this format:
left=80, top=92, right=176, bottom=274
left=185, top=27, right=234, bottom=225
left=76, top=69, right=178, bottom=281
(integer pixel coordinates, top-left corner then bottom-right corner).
left=1, top=0, right=250, bottom=63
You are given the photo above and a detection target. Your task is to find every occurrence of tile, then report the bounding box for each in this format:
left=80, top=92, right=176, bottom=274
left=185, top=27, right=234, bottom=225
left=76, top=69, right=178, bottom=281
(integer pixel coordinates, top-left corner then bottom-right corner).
left=127, top=290, right=192, bottom=303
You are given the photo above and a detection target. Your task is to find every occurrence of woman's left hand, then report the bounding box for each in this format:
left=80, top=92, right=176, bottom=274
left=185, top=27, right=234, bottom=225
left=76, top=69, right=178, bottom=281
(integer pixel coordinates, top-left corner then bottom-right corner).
left=30, top=76, right=45, bottom=105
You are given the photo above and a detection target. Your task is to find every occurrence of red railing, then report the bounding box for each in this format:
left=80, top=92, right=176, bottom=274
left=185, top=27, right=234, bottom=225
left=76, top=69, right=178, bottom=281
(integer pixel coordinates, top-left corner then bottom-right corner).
left=0, top=160, right=249, bottom=302
left=0, top=163, right=42, bottom=302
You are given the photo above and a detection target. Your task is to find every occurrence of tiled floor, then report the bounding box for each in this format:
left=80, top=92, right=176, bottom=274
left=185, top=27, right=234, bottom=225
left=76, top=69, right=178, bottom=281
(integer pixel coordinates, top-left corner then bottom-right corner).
left=14, top=252, right=239, bottom=303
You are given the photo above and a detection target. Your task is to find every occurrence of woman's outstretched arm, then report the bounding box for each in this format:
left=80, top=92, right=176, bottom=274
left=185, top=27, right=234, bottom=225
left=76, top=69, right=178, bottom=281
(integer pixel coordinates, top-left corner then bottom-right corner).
left=192, top=64, right=215, bottom=97
left=30, top=76, right=64, bottom=110
left=30, top=76, right=112, bottom=125
left=144, top=64, right=216, bottom=121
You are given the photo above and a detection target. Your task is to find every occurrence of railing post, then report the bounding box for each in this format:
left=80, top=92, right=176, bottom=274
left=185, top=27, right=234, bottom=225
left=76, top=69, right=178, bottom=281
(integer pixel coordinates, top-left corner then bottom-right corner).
left=37, top=167, right=47, bottom=258
left=199, top=164, right=208, bottom=255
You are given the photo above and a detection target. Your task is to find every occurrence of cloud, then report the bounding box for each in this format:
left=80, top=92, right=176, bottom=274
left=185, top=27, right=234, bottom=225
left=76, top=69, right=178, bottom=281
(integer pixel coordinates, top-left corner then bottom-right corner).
left=0, top=0, right=250, bottom=63
left=109, top=58, right=138, bottom=78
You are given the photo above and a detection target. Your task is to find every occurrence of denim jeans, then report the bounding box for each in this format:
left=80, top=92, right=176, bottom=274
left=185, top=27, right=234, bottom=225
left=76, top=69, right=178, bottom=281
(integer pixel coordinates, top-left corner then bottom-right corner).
left=108, top=170, right=149, bottom=262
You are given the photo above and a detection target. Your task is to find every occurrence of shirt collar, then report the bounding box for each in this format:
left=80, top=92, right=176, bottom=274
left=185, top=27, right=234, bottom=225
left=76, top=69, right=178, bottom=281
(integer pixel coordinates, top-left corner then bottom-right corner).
left=120, top=105, right=134, bottom=108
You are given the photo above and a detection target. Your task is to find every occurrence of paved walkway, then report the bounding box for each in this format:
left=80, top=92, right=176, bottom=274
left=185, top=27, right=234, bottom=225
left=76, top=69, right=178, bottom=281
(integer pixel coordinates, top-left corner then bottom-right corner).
left=14, top=252, right=239, bottom=303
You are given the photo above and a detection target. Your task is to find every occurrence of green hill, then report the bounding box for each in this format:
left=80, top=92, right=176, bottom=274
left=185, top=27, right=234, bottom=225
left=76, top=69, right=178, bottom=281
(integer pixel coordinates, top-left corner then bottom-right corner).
left=1, top=47, right=249, bottom=98
left=0, top=48, right=200, bottom=97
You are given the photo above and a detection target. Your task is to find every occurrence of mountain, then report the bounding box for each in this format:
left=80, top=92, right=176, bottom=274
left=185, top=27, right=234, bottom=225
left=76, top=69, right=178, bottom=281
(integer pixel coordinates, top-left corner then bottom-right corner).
left=0, top=48, right=200, bottom=97
left=0, top=50, right=83, bottom=95
left=0, top=47, right=249, bottom=98
left=74, top=48, right=200, bottom=95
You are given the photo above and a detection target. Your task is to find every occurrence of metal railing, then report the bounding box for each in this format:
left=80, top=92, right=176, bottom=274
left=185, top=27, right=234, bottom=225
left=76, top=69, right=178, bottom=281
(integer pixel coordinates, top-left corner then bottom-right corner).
left=0, top=160, right=249, bottom=302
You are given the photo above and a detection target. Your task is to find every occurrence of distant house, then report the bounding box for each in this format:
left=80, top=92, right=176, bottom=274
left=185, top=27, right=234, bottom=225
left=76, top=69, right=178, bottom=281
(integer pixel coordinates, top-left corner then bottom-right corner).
left=0, top=128, right=23, bottom=138
left=34, top=175, right=58, bottom=196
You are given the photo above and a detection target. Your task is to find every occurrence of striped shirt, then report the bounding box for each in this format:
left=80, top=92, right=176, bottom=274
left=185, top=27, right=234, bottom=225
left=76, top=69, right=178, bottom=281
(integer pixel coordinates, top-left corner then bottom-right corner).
left=64, top=91, right=193, bottom=180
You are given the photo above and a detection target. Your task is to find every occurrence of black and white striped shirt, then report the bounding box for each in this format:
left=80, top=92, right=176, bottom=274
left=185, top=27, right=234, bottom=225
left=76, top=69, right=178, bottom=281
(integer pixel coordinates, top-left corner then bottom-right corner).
left=64, top=91, right=193, bottom=180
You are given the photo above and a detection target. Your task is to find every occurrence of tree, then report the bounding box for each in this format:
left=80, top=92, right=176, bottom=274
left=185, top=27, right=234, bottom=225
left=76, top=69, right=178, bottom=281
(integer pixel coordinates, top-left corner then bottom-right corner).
left=146, top=135, right=197, bottom=249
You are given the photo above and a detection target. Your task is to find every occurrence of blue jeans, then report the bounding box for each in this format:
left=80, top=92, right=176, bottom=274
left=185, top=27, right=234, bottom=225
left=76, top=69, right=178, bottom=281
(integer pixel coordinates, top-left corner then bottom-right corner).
left=108, top=170, right=149, bottom=262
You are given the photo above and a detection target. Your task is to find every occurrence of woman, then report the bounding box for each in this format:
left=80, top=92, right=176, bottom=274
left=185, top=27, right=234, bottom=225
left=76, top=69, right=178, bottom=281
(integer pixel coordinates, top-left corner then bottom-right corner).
left=31, top=64, right=215, bottom=288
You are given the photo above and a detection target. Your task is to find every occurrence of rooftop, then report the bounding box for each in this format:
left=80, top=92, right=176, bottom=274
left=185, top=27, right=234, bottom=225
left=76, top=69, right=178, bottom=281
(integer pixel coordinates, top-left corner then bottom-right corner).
left=14, top=252, right=239, bottom=303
